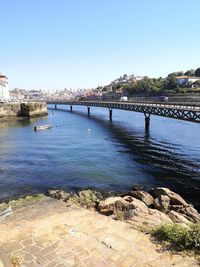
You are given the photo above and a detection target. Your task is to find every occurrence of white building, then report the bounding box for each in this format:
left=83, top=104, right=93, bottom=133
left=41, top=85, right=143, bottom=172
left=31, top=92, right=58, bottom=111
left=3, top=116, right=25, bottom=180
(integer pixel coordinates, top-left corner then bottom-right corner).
left=111, top=74, right=145, bottom=86
left=0, top=73, right=10, bottom=101
left=176, top=76, right=200, bottom=85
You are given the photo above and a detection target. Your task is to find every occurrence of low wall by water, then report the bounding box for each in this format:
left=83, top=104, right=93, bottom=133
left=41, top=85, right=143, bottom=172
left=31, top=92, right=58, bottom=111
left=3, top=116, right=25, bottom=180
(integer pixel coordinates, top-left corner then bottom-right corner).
left=0, top=102, right=48, bottom=120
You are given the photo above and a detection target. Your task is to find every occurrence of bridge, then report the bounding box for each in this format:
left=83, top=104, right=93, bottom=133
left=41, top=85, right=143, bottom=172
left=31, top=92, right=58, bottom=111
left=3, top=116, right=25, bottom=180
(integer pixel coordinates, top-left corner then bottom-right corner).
left=47, top=100, right=200, bottom=128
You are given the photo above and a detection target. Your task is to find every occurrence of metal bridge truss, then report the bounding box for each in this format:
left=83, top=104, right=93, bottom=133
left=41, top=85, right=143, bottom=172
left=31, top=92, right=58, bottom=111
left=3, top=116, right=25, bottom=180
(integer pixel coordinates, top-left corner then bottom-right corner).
left=49, top=101, right=200, bottom=124
left=65, top=101, right=200, bottom=123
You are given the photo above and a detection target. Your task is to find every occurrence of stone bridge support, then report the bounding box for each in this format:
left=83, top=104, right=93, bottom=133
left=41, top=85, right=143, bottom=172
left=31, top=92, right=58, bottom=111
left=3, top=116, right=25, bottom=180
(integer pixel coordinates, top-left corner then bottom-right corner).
left=87, top=106, right=90, bottom=116
left=144, top=113, right=150, bottom=129
left=109, top=108, right=113, bottom=121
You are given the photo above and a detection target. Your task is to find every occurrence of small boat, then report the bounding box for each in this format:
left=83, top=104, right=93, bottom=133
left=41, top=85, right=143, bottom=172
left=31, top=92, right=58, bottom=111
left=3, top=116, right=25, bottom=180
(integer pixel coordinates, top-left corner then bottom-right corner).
left=33, top=124, right=53, bottom=131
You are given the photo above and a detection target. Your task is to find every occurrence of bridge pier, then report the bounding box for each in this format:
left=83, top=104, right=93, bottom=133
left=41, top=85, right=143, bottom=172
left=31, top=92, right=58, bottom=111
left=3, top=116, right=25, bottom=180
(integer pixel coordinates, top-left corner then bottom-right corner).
left=55, top=104, right=57, bottom=110
left=70, top=105, right=73, bottom=112
left=87, top=106, right=90, bottom=116
left=109, top=108, right=113, bottom=121
left=144, top=113, right=150, bottom=129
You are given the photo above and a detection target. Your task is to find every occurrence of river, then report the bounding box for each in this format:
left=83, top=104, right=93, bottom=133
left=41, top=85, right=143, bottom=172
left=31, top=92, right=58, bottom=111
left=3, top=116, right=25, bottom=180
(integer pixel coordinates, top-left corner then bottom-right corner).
left=0, top=106, right=200, bottom=210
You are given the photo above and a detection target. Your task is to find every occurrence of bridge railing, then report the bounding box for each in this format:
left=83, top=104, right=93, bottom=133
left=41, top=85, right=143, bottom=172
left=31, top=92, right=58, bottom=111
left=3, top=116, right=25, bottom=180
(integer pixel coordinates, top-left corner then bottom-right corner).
left=47, top=99, right=200, bottom=108
left=47, top=99, right=200, bottom=123
left=126, top=101, right=200, bottom=109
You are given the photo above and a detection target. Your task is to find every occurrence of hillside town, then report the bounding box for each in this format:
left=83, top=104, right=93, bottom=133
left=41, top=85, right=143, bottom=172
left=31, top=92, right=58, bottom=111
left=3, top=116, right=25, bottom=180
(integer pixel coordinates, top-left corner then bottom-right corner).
left=2, top=73, right=135, bottom=102
left=1, top=70, right=200, bottom=103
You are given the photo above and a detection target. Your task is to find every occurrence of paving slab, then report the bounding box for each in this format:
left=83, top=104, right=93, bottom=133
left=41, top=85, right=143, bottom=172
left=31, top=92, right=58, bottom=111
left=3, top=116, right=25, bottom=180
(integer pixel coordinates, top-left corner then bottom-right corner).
left=0, top=196, right=199, bottom=267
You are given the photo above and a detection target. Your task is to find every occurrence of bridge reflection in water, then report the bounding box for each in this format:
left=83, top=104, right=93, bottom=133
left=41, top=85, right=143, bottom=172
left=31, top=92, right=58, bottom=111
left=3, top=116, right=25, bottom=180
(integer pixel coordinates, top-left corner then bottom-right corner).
left=47, top=100, right=200, bottom=128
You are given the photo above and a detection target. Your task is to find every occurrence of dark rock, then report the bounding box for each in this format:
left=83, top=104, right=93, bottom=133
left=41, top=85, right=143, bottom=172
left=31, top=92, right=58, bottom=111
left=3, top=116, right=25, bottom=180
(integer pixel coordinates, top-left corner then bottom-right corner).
left=168, top=210, right=191, bottom=224
left=170, top=205, right=200, bottom=223
left=132, top=185, right=144, bottom=191
left=120, top=192, right=133, bottom=198
left=98, top=196, right=149, bottom=216
left=78, top=189, right=101, bottom=207
left=47, top=189, right=103, bottom=209
left=98, top=197, right=133, bottom=215
left=154, top=195, right=170, bottom=213
left=98, top=196, right=171, bottom=226
left=149, top=187, right=188, bottom=206
left=47, top=190, right=70, bottom=201
left=130, top=190, right=154, bottom=206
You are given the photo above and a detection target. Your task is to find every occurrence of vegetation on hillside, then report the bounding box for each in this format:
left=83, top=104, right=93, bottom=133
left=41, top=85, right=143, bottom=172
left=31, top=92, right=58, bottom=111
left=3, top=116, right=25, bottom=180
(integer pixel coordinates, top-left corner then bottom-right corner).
left=104, top=67, right=200, bottom=96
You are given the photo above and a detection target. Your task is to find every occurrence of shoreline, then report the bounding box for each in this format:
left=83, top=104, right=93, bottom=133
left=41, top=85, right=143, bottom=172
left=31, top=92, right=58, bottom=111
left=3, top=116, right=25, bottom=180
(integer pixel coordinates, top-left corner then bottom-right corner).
left=0, top=186, right=200, bottom=225
left=0, top=112, right=48, bottom=122
left=0, top=102, right=48, bottom=121
left=0, top=187, right=120, bottom=206
left=1, top=195, right=199, bottom=266
left=0, top=187, right=200, bottom=266
left=0, top=185, right=199, bottom=212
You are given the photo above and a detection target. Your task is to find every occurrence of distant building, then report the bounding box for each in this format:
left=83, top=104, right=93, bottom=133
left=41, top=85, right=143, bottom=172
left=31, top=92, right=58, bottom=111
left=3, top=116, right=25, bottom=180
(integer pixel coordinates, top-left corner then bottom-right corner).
left=110, top=74, right=145, bottom=87
left=0, top=73, right=10, bottom=101
left=176, top=76, right=200, bottom=85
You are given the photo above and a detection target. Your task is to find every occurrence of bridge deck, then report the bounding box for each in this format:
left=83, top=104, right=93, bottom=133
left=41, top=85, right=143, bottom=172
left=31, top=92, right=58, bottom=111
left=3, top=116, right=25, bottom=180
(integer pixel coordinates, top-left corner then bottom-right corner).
left=47, top=100, right=200, bottom=123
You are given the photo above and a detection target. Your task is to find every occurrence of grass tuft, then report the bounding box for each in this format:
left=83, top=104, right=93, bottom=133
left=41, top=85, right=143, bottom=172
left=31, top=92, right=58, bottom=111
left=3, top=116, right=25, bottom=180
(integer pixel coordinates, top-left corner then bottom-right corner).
left=153, top=223, right=200, bottom=252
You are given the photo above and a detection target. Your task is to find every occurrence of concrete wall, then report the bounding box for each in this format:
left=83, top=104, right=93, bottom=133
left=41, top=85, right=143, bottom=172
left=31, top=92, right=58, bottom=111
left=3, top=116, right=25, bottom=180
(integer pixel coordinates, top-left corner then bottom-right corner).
left=0, top=102, right=48, bottom=119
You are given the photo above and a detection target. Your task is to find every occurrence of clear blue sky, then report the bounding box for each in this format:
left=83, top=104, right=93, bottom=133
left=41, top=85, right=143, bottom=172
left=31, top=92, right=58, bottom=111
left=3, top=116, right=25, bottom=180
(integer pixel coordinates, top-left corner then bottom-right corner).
left=1, top=0, right=200, bottom=90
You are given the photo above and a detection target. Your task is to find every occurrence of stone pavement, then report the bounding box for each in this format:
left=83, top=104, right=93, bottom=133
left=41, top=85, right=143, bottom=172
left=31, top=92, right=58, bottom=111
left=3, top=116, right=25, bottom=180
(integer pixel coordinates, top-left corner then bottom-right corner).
left=0, top=196, right=199, bottom=267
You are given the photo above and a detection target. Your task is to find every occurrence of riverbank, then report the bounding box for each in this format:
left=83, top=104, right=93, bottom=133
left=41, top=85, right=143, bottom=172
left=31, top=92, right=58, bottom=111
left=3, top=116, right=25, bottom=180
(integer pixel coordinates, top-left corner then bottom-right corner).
left=0, top=188, right=199, bottom=266
left=46, top=187, right=200, bottom=226
left=0, top=102, right=48, bottom=120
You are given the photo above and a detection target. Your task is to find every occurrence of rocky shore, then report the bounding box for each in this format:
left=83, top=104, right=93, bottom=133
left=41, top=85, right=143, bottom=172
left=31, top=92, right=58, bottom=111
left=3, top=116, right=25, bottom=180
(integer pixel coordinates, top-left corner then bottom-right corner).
left=47, top=186, right=200, bottom=228
left=0, top=187, right=200, bottom=267
left=1, top=186, right=199, bottom=229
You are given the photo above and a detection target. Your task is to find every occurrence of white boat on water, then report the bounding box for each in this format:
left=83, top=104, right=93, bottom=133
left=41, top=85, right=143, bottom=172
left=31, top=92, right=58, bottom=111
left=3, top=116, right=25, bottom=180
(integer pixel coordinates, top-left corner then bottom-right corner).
left=33, top=124, right=53, bottom=131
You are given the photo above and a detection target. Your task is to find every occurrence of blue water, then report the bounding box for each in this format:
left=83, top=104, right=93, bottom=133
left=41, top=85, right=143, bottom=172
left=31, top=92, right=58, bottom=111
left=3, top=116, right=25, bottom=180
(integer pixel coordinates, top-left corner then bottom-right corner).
left=0, top=105, right=200, bottom=209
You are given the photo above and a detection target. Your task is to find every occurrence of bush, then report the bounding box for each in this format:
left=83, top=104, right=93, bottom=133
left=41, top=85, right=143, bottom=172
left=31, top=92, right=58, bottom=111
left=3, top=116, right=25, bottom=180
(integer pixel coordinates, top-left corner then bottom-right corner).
left=153, top=223, right=200, bottom=251
left=185, top=224, right=200, bottom=250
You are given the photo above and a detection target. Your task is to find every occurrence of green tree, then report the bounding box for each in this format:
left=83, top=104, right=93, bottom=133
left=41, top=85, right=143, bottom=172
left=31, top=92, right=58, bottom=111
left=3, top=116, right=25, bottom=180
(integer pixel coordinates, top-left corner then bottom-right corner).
left=165, top=76, right=178, bottom=90
left=193, top=80, right=200, bottom=87
left=168, top=71, right=183, bottom=78
left=195, top=68, right=200, bottom=77
left=184, top=69, right=195, bottom=76
left=187, top=81, right=193, bottom=88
